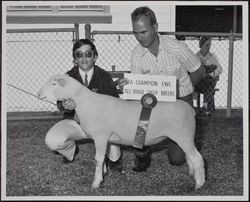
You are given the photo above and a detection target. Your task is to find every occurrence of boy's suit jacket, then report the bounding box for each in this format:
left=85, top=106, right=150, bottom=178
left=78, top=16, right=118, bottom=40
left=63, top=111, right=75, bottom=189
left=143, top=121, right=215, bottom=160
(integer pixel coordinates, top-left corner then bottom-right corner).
left=58, top=65, right=119, bottom=119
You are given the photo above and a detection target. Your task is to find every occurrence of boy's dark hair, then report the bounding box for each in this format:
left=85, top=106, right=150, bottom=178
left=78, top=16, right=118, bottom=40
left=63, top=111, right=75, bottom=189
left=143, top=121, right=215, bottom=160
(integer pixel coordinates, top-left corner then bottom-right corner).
left=131, top=6, right=157, bottom=25
left=73, top=39, right=98, bottom=59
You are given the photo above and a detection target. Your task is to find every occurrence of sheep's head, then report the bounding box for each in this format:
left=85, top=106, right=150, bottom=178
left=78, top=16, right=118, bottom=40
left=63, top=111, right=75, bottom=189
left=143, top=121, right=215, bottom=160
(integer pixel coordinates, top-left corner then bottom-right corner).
left=38, top=74, right=77, bottom=102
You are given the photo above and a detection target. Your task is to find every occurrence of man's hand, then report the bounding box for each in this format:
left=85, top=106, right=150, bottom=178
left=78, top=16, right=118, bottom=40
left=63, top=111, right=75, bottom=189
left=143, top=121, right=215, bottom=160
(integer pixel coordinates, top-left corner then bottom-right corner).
left=114, top=78, right=129, bottom=90
left=62, top=98, right=77, bottom=110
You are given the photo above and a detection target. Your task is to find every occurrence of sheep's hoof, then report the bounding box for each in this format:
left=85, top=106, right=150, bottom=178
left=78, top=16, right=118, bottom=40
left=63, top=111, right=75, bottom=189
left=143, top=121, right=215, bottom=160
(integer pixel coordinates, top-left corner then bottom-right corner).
left=92, top=181, right=100, bottom=189
left=92, top=179, right=103, bottom=189
left=195, top=183, right=204, bottom=191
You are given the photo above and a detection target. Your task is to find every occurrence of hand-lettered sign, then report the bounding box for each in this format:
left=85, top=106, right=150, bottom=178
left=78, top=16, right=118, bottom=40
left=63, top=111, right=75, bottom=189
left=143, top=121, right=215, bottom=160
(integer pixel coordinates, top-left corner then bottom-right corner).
left=120, top=73, right=176, bottom=102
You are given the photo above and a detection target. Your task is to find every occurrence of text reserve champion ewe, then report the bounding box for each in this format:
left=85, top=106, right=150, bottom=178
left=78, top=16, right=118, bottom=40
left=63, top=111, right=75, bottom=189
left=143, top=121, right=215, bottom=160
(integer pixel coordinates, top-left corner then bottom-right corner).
left=38, top=74, right=205, bottom=190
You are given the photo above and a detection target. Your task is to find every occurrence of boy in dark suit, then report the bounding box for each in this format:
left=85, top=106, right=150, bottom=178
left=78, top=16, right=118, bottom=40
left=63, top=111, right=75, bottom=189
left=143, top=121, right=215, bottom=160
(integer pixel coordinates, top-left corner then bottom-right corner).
left=45, top=39, right=122, bottom=171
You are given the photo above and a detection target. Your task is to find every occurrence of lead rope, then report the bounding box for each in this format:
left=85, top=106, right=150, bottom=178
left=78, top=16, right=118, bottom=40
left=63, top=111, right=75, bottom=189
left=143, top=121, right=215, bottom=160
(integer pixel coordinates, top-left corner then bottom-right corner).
left=7, top=83, right=57, bottom=106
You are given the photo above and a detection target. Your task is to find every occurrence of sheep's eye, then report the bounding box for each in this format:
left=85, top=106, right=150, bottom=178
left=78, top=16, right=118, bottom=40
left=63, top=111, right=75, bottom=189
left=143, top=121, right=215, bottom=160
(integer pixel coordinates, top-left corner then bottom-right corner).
left=52, top=83, right=56, bottom=85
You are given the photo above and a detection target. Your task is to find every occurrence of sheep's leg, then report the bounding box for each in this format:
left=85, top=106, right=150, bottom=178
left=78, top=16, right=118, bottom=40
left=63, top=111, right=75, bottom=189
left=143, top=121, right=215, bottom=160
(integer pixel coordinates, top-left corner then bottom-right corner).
left=92, top=138, right=108, bottom=188
left=185, top=149, right=205, bottom=190
left=192, top=150, right=205, bottom=191
left=103, top=161, right=107, bottom=175
left=175, top=139, right=205, bottom=190
left=186, top=157, right=194, bottom=176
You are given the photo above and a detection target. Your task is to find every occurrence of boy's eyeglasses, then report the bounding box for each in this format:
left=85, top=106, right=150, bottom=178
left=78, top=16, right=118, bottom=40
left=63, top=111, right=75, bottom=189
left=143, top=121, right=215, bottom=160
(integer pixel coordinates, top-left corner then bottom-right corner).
left=75, top=50, right=94, bottom=59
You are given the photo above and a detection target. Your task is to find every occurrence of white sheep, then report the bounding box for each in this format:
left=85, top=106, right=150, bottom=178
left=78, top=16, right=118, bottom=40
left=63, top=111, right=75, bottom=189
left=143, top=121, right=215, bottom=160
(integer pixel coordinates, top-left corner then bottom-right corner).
left=38, top=74, right=205, bottom=190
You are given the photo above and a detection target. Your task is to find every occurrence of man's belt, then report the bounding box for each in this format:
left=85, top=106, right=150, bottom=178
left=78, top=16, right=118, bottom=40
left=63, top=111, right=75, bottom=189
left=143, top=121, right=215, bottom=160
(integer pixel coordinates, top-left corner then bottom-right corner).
left=133, top=93, right=158, bottom=149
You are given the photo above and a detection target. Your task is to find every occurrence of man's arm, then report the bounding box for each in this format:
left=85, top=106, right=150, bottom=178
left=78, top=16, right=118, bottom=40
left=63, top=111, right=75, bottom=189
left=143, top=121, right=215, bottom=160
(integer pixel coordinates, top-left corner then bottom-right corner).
left=178, top=42, right=206, bottom=87
left=189, top=63, right=206, bottom=87
left=210, top=53, right=222, bottom=77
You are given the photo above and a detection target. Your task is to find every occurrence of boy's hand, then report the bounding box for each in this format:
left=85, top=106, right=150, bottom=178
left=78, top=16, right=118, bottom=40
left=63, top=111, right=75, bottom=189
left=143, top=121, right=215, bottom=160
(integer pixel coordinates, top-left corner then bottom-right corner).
left=62, top=98, right=77, bottom=110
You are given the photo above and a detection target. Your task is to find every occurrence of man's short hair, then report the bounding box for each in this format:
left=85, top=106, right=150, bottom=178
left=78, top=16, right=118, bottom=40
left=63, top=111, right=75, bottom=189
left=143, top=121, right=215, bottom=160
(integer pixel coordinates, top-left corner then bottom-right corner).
left=131, top=6, right=157, bottom=25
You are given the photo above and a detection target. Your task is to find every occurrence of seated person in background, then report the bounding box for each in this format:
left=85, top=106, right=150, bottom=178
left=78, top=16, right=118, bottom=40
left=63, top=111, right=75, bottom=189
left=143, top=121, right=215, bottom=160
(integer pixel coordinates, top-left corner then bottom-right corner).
left=45, top=39, right=122, bottom=171
left=195, top=36, right=223, bottom=116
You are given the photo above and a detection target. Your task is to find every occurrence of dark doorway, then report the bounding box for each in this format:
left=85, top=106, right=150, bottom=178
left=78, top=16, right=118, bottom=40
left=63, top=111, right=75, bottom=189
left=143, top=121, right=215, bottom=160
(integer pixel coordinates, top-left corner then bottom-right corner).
left=176, top=6, right=242, bottom=33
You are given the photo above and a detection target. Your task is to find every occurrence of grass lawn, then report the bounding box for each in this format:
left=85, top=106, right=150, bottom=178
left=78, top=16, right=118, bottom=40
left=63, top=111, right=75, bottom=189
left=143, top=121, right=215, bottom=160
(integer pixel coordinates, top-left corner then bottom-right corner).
left=4, top=109, right=244, bottom=198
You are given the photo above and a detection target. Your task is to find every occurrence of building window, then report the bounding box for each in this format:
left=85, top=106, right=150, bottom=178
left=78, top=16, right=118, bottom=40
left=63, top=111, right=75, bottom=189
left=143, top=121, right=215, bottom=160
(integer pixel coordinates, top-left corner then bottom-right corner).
left=6, top=5, right=112, bottom=24
left=7, top=5, right=110, bottom=14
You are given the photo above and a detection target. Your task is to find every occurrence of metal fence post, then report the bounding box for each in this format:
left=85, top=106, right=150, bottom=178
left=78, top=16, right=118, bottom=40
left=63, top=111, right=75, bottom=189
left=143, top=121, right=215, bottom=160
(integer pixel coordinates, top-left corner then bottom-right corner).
left=85, top=23, right=91, bottom=40
left=74, top=23, right=79, bottom=41
left=226, top=32, right=235, bottom=117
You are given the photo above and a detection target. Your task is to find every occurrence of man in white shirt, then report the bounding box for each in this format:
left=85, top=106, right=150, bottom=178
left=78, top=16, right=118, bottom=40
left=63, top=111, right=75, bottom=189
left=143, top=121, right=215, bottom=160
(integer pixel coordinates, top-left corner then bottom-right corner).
left=120, top=6, right=206, bottom=172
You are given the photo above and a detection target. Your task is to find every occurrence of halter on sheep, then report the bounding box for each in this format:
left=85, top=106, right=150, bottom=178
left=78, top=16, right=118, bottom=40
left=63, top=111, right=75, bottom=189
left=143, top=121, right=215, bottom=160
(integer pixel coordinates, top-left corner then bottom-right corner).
left=38, top=74, right=205, bottom=190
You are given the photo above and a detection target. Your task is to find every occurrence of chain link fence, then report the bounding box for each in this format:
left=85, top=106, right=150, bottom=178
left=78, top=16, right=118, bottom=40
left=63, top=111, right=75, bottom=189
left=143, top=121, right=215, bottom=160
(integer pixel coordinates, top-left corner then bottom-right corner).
left=6, top=28, right=78, bottom=114
left=5, top=29, right=243, bottom=117
left=91, top=31, right=243, bottom=112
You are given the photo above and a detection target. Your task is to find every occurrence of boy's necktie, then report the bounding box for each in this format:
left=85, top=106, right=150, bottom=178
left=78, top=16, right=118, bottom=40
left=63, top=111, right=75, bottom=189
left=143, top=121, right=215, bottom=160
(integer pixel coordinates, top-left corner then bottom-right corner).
left=84, top=73, right=88, bottom=87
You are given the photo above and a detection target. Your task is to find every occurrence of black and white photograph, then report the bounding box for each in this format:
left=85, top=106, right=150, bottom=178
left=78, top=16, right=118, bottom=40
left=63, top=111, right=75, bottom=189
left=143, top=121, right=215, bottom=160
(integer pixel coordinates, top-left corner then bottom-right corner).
left=1, top=1, right=248, bottom=201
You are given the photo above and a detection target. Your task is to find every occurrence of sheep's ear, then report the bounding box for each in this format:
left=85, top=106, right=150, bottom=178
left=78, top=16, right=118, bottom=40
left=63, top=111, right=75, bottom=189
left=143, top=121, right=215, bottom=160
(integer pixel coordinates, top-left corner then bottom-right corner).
left=57, top=78, right=66, bottom=87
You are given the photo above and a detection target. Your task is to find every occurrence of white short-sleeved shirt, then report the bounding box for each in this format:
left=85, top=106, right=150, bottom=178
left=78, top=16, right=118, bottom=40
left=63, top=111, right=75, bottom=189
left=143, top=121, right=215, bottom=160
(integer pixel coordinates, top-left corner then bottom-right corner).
left=196, top=51, right=223, bottom=77
left=130, top=34, right=201, bottom=97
